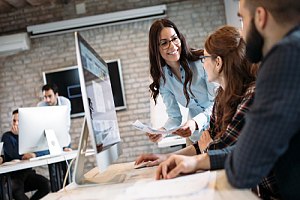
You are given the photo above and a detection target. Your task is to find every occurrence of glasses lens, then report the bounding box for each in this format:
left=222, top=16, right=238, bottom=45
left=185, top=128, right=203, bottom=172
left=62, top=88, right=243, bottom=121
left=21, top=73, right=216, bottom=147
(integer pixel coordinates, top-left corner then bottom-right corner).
left=172, top=37, right=180, bottom=45
left=160, top=37, right=180, bottom=50
left=160, top=41, right=169, bottom=49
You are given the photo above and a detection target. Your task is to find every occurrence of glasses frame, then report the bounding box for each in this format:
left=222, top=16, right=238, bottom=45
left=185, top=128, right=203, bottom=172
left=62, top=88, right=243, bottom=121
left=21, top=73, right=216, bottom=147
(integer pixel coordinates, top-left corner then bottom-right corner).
left=199, top=55, right=212, bottom=63
left=159, top=36, right=181, bottom=50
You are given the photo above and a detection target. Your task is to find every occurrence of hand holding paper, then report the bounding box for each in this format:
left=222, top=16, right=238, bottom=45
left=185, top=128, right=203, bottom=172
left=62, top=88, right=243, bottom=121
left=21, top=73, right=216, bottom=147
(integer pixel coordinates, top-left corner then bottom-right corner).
left=132, top=120, right=181, bottom=135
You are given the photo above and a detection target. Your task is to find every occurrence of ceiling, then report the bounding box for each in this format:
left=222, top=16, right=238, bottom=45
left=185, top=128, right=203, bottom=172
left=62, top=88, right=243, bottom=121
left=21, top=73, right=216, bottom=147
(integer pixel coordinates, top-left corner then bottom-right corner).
left=0, top=0, right=68, bottom=14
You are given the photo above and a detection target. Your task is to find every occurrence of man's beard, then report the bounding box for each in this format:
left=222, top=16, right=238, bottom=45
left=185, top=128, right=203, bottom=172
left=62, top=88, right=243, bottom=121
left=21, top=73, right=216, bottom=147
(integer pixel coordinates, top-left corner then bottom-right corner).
left=245, top=19, right=264, bottom=63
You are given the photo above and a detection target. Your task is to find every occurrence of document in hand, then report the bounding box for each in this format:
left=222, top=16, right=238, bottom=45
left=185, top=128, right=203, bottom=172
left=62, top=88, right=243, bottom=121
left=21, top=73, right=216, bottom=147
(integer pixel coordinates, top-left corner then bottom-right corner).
left=132, top=120, right=181, bottom=135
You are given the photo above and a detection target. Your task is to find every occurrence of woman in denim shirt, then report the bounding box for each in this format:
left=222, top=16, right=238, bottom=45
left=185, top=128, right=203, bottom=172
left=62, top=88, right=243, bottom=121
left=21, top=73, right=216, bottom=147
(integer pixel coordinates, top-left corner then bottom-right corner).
left=147, top=19, right=217, bottom=144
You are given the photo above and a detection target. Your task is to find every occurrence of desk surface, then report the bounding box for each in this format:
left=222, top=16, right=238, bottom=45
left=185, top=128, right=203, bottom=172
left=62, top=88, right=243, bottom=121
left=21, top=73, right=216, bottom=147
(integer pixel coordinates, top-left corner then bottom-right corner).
left=0, top=151, right=77, bottom=174
left=42, top=162, right=259, bottom=200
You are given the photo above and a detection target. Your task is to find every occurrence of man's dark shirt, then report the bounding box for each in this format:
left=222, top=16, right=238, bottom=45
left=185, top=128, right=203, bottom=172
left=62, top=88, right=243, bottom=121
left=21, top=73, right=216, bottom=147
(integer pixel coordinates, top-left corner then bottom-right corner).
left=224, top=25, right=300, bottom=200
left=1, top=131, right=46, bottom=161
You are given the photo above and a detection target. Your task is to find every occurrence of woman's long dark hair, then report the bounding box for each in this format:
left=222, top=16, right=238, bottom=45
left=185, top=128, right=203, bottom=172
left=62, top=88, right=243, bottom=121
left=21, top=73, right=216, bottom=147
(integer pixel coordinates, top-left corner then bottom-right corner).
left=205, top=25, right=258, bottom=138
left=148, top=18, right=203, bottom=106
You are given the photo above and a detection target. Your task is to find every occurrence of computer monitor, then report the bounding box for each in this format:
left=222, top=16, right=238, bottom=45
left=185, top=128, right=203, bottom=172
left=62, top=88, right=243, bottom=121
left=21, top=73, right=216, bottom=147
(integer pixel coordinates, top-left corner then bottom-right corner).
left=18, top=106, right=71, bottom=155
left=73, top=32, right=122, bottom=185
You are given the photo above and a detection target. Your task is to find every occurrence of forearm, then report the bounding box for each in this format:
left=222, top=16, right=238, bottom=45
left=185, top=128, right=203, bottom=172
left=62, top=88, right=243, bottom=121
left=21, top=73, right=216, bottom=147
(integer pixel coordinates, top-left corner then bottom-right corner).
left=163, top=117, right=182, bottom=130
left=173, top=145, right=197, bottom=156
left=195, top=153, right=211, bottom=170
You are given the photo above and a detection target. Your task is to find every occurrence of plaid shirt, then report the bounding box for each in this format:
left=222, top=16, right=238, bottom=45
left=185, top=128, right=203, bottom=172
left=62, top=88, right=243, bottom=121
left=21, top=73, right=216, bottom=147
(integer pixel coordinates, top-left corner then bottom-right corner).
left=205, top=84, right=280, bottom=199
left=205, top=84, right=255, bottom=151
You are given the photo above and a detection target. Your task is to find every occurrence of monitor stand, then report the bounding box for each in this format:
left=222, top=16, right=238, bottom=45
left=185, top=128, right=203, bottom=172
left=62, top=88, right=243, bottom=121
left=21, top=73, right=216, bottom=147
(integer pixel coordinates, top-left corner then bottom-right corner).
left=44, top=129, right=63, bottom=156
left=73, top=118, right=122, bottom=185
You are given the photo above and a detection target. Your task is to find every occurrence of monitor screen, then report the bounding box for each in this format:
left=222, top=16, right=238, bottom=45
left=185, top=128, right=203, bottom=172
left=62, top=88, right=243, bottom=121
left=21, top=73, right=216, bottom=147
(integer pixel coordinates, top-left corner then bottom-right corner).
left=42, top=59, right=126, bottom=118
left=18, top=106, right=71, bottom=154
left=42, top=66, right=84, bottom=118
left=73, top=32, right=122, bottom=183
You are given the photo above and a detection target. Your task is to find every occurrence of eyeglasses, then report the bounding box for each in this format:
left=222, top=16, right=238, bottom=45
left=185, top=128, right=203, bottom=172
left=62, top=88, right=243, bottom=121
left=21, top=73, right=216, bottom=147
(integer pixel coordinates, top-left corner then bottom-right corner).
left=199, top=55, right=212, bottom=63
left=159, top=36, right=181, bottom=50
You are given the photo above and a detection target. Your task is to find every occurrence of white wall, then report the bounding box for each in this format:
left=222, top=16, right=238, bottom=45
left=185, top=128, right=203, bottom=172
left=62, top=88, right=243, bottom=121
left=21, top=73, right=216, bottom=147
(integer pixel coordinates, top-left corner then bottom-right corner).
left=223, top=0, right=241, bottom=28
left=150, top=94, right=188, bottom=128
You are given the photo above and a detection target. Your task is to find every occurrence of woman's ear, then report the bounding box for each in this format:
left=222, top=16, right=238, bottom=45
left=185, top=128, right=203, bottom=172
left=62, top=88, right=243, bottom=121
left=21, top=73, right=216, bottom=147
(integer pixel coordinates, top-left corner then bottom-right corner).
left=215, top=56, right=223, bottom=72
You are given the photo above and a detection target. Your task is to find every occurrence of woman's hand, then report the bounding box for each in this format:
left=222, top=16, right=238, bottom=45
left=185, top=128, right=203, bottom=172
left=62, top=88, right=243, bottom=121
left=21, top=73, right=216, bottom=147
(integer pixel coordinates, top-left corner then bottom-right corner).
left=146, top=133, right=163, bottom=142
left=146, top=127, right=166, bottom=142
left=135, top=153, right=169, bottom=167
left=172, top=120, right=197, bottom=138
left=198, top=130, right=212, bottom=151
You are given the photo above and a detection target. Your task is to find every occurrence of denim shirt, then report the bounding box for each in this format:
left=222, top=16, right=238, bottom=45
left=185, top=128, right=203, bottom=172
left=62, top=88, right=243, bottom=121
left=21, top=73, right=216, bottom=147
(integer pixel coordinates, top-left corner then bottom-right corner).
left=159, top=60, right=217, bottom=142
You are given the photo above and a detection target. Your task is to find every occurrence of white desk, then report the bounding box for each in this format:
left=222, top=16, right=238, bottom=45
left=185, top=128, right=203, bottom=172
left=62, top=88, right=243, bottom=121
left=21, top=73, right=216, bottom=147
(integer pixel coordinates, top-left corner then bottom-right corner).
left=158, top=135, right=186, bottom=148
left=0, top=151, right=77, bottom=173
left=42, top=162, right=259, bottom=200
left=0, top=151, right=77, bottom=200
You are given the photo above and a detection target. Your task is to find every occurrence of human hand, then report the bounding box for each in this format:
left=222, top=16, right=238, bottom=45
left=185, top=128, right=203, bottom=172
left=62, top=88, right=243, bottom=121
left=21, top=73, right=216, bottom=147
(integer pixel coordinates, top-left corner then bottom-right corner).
left=198, top=130, right=212, bottom=151
left=146, top=127, right=165, bottom=142
left=11, top=124, right=18, bottom=135
left=22, top=153, right=36, bottom=160
left=172, top=120, right=197, bottom=138
left=146, top=133, right=163, bottom=142
left=0, top=156, right=3, bottom=164
left=63, top=147, right=72, bottom=152
left=156, top=154, right=199, bottom=180
left=135, top=153, right=169, bottom=167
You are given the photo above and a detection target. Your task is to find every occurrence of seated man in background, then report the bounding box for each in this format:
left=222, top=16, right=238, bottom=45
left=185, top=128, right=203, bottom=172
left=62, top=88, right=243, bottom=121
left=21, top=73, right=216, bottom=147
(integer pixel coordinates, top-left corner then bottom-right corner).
left=1, top=109, right=50, bottom=200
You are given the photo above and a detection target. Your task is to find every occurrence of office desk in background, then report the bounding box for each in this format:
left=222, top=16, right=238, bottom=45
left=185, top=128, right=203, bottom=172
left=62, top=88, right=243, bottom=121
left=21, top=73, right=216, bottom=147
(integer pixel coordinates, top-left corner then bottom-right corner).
left=0, top=151, right=77, bottom=200
left=42, top=162, right=259, bottom=200
left=157, top=135, right=186, bottom=148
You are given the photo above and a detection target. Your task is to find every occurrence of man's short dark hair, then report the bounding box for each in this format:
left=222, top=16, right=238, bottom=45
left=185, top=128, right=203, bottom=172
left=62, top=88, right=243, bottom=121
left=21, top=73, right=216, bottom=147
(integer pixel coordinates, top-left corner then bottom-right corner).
left=12, top=109, right=18, bottom=115
left=245, top=0, right=300, bottom=24
left=42, top=83, right=59, bottom=94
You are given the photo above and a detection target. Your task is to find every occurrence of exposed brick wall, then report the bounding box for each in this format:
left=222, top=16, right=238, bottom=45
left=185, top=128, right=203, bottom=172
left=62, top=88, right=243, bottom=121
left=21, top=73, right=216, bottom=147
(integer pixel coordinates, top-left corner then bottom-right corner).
left=0, top=0, right=186, bottom=35
left=0, top=0, right=225, bottom=173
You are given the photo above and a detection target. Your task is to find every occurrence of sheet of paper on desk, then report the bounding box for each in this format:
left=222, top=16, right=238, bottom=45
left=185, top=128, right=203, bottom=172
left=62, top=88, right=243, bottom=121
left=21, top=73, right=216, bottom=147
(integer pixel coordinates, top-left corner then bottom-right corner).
left=123, top=171, right=216, bottom=200
left=132, top=120, right=181, bottom=135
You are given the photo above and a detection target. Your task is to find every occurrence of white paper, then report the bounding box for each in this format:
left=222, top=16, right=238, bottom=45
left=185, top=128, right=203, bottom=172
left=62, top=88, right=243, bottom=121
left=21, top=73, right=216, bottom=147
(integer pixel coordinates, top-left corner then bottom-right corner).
left=132, top=120, right=181, bottom=135
left=121, top=171, right=216, bottom=200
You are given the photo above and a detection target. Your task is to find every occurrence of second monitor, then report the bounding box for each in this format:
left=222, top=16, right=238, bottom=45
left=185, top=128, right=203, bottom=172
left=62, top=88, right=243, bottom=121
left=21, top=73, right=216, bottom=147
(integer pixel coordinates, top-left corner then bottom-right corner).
left=18, top=105, right=71, bottom=155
